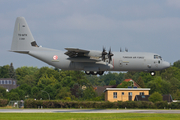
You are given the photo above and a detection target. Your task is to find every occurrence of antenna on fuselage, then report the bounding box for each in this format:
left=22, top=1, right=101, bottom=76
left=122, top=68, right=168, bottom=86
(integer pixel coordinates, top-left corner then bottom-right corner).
left=125, top=48, right=128, bottom=52
left=120, top=47, right=122, bottom=52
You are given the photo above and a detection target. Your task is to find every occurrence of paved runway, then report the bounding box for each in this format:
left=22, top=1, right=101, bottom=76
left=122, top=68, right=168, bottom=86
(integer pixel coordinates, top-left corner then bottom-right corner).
left=0, top=109, right=180, bottom=113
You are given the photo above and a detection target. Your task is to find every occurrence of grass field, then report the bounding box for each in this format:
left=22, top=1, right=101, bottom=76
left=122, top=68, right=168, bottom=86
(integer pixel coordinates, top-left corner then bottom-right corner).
left=0, top=113, right=180, bottom=120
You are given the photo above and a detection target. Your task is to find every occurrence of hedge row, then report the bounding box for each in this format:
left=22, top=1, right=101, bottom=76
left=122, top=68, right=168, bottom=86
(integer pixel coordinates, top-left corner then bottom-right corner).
left=0, top=99, right=9, bottom=107
left=24, top=100, right=180, bottom=109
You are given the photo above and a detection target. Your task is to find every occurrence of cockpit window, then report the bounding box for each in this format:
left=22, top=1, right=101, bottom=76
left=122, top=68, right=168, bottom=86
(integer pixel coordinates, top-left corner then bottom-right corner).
left=154, top=55, right=163, bottom=60
left=159, top=56, right=162, bottom=60
left=154, top=55, right=159, bottom=59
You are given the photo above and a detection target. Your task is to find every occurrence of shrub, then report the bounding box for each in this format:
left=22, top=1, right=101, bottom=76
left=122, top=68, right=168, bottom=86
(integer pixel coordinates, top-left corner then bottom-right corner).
left=169, top=102, right=180, bottom=109
left=0, top=99, right=9, bottom=107
left=149, top=92, right=163, bottom=103
left=24, top=100, right=179, bottom=109
left=137, top=101, right=155, bottom=109
left=155, top=101, right=168, bottom=109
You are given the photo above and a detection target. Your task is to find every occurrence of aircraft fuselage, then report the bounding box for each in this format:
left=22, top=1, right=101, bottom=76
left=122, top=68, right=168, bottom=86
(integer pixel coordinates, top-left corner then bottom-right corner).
left=26, top=47, right=170, bottom=73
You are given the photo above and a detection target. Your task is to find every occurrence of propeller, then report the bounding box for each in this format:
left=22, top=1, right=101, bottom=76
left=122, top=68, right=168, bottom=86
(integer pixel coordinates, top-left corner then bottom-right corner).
left=120, top=47, right=122, bottom=52
left=108, top=47, right=114, bottom=63
left=102, top=47, right=107, bottom=62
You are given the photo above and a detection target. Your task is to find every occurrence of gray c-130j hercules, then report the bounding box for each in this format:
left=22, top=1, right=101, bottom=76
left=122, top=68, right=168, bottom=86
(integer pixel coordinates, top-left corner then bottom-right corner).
left=10, top=17, right=170, bottom=76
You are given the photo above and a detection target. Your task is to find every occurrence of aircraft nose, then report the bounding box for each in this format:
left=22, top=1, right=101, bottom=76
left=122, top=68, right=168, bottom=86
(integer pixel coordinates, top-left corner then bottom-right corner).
left=163, top=61, right=170, bottom=69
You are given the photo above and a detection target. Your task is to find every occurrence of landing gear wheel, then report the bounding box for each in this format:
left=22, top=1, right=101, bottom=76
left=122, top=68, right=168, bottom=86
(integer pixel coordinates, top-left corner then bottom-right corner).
left=90, top=71, right=97, bottom=75
left=150, top=71, right=156, bottom=76
left=85, top=71, right=90, bottom=75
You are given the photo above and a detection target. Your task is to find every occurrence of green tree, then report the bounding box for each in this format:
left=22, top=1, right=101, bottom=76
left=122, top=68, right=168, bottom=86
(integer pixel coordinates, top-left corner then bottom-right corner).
left=16, top=66, right=38, bottom=85
left=139, top=72, right=154, bottom=84
left=148, top=92, right=163, bottom=103
left=0, top=65, right=10, bottom=78
left=125, top=71, right=137, bottom=79
left=60, top=76, right=75, bottom=88
left=109, top=80, right=116, bottom=85
left=44, top=85, right=56, bottom=100
left=147, top=76, right=170, bottom=94
left=86, top=75, right=101, bottom=86
left=8, top=92, right=19, bottom=100
left=9, top=63, right=16, bottom=79
left=168, top=77, right=180, bottom=94
left=99, top=72, right=124, bottom=85
left=19, top=84, right=31, bottom=96
left=136, top=76, right=145, bottom=88
left=172, top=89, right=180, bottom=100
left=35, top=67, right=60, bottom=83
left=173, top=60, right=180, bottom=69
left=38, top=74, right=58, bottom=86
left=100, top=81, right=106, bottom=86
left=55, top=87, right=72, bottom=100
left=70, top=83, right=83, bottom=99
left=0, top=86, right=7, bottom=98
left=31, top=86, right=39, bottom=98
left=160, top=67, right=180, bottom=80
left=82, top=87, right=97, bottom=100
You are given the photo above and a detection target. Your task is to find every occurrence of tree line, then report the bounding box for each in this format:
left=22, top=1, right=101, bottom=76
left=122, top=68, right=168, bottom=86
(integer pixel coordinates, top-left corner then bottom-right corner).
left=0, top=60, right=180, bottom=101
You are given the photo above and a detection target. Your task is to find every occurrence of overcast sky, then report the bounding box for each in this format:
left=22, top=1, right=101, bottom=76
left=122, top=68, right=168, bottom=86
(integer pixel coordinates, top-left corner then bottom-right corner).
left=1, top=0, right=180, bottom=69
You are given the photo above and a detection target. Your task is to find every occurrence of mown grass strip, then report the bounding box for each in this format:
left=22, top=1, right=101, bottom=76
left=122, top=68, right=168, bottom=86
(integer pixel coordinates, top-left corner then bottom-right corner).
left=0, top=113, right=180, bottom=120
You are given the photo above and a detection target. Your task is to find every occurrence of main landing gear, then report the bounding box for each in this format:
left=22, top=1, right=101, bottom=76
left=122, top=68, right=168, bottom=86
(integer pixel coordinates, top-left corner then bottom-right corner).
left=85, top=71, right=104, bottom=75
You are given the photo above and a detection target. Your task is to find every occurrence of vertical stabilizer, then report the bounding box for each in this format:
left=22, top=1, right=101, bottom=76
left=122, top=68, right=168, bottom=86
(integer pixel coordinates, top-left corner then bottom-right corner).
left=11, top=17, right=38, bottom=53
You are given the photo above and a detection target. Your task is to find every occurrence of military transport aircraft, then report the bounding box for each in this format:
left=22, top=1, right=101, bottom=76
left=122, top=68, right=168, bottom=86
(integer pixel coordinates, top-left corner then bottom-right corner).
left=10, top=17, right=170, bottom=76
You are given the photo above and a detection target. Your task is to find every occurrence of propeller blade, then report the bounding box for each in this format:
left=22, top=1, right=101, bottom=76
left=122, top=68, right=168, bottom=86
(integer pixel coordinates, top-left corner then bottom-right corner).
left=108, top=47, right=114, bottom=63
left=102, top=47, right=107, bottom=62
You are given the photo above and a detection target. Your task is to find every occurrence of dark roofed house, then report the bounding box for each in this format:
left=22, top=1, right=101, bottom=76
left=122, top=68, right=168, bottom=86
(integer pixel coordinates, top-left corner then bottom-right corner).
left=134, top=94, right=173, bottom=102
left=134, top=95, right=150, bottom=101
left=163, top=94, right=173, bottom=102
left=0, top=78, right=17, bottom=92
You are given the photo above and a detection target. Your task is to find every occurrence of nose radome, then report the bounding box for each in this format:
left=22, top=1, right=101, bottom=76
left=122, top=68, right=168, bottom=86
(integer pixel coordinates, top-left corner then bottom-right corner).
left=164, top=61, right=170, bottom=69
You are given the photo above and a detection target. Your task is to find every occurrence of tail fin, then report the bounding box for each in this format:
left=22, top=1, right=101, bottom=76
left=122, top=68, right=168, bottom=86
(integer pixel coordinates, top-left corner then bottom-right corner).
left=11, top=17, right=38, bottom=53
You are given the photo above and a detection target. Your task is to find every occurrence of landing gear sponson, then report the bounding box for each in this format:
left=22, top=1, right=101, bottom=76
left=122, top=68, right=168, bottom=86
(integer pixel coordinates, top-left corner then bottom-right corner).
left=86, top=71, right=156, bottom=76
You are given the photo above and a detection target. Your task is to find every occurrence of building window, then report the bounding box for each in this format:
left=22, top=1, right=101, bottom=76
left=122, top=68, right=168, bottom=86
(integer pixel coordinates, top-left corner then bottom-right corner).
left=122, top=92, right=124, bottom=95
left=2, top=80, right=4, bottom=84
left=9, top=80, right=12, bottom=84
left=140, top=92, right=144, bottom=95
left=0, top=80, right=1, bottom=84
left=128, top=92, right=132, bottom=96
left=5, top=80, right=7, bottom=84
left=13, top=81, right=16, bottom=85
left=113, top=92, right=117, bottom=98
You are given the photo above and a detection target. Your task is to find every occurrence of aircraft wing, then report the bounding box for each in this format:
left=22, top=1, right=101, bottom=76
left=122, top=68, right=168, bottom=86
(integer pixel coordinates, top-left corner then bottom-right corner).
left=64, top=48, right=101, bottom=62
left=64, top=48, right=89, bottom=57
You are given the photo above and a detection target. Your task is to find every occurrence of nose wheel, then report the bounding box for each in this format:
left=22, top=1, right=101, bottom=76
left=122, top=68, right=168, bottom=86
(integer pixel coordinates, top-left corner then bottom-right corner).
left=150, top=71, right=156, bottom=76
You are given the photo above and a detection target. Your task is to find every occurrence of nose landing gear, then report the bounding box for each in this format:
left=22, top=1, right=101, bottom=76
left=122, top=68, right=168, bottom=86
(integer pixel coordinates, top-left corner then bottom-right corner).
left=150, top=71, right=156, bottom=76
